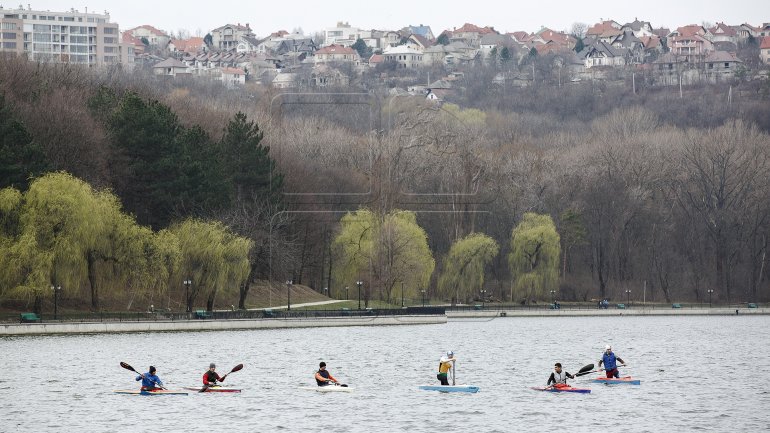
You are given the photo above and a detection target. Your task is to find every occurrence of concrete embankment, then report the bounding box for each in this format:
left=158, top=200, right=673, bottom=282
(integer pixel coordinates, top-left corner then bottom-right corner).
left=0, top=315, right=446, bottom=336
left=447, top=307, right=769, bottom=318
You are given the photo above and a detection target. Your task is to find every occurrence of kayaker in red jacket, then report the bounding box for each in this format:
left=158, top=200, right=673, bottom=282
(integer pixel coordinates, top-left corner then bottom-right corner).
left=202, top=363, right=228, bottom=386
left=315, top=362, right=339, bottom=386
left=547, top=363, right=575, bottom=387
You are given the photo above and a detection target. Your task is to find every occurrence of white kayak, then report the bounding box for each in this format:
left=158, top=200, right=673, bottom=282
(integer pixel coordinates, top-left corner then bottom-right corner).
left=300, top=385, right=353, bottom=393
left=418, top=385, right=480, bottom=393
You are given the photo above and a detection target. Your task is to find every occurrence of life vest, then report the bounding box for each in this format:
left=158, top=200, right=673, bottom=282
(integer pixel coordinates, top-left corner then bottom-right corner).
left=553, top=371, right=568, bottom=384
left=316, top=369, right=331, bottom=385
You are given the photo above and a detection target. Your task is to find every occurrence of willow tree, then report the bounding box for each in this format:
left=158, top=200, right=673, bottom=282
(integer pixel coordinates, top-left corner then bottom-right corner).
left=333, top=209, right=434, bottom=305
left=438, top=233, right=499, bottom=305
left=171, top=219, right=252, bottom=312
left=509, top=213, right=561, bottom=302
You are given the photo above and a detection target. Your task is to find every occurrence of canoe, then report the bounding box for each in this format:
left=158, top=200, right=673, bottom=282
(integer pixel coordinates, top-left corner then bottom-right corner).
left=182, top=386, right=242, bottom=393
left=114, top=389, right=188, bottom=396
left=300, top=385, right=353, bottom=393
left=531, top=385, right=590, bottom=394
left=418, top=385, right=480, bottom=393
left=590, top=376, right=641, bottom=385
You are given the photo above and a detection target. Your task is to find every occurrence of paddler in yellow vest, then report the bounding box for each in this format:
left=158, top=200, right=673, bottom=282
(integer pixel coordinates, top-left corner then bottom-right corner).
left=436, top=351, right=455, bottom=385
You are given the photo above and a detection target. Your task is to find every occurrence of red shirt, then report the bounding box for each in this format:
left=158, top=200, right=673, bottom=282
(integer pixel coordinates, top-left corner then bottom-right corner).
left=202, top=370, right=224, bottom=385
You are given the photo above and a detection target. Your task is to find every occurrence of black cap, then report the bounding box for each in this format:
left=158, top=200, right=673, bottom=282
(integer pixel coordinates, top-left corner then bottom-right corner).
left=319, top=362, right=326, bottom=368
left=149, top=366, right=156, bottom=373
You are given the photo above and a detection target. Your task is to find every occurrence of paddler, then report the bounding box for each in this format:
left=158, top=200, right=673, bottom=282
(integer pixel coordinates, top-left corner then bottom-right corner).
left=315, top=362, right=340, bottom=386
left=598, top=345, right=626, bottom=378
left=136, top=365, right=163, bottom=391
left=202, top=363, right=228, bottom=387
left=547, top=363, right=575, bottom=387
left=436, top=351, right=455, bottom=386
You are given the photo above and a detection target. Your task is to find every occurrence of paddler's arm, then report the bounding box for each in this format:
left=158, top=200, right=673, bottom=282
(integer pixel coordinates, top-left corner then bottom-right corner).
left=547, top=373, right=556, bottom=385
left=314, top=371, right=326, bottom=382
left=328, top=373, right=338, bottom=383
left=566, top=372, right=575, bottom=379
left=617, top=357, right=625, bottom=365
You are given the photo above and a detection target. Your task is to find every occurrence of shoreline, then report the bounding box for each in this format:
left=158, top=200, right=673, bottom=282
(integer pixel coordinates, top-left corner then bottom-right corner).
left=448, top=307, right=769, bottom=318
left=0, top=314, right=446, bottom=336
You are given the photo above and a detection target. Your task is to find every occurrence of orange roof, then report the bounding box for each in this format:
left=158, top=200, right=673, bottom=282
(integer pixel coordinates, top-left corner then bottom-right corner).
left=369, top=54, right=384, bottom=63
left=171, top=37, right=204, bottom=52
left=674, top=25, right=705, bottom=37
left=761, top=36, right=770, bottom=49
left=271, top=30, right=289, bottom=37
left=587, top=20, right=620, bottom=36
left=453, top=23, right=497, bottom=35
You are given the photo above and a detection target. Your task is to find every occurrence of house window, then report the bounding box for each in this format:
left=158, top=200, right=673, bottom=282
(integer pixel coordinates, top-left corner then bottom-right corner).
left=724, top=62, right=729, bottom=68
left=708, top=63, right=713, bottom=69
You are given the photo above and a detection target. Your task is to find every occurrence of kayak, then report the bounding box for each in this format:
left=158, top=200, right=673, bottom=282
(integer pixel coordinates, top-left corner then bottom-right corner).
left=531, top=385, right=591, bottom=394
left=182, top=386, right=242, bottom=393
left=300, top=385, right=353, bottom=393
left=418, top=385, right=480, bottom=393
left=114, top=389, right=188, bottom=396
left=590, top=376, right=641, bottom=385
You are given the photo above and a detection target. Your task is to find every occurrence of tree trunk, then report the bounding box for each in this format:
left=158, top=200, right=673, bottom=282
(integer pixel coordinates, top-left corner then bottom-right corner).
left=87, top=251, right=99, bottom=310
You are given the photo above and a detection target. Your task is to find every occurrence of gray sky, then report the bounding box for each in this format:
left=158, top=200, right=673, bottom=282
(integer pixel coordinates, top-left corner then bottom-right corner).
left=16, top=1, right=768, bottom=37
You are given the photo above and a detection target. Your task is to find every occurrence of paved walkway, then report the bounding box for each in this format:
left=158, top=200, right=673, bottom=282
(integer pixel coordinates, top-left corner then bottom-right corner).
left=256, top=300, right=347, bottom=311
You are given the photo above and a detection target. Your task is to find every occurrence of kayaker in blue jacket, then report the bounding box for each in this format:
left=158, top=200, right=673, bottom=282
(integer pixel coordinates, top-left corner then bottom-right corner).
left=598, top=345, right=626, bottom=378
left=136, top=366, right=164, bottom=390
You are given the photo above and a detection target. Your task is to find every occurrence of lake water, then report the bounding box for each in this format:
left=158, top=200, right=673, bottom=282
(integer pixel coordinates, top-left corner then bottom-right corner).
left=1, top=316, right=769, bottom=432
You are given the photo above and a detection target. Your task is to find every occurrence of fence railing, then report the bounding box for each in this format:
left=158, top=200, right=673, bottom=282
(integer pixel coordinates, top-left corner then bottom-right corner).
left=1, top=306, right=447, bottom=324
left=445, top=302, right=761, bottom=312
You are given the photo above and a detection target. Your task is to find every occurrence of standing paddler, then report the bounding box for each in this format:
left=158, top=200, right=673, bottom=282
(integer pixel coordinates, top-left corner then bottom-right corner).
left=436, top=351, right=455, bottom=386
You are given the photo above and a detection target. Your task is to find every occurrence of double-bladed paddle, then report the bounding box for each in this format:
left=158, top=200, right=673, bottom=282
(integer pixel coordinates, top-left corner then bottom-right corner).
left=545, top=364, right=594, bottom=389
left=120, top=361, right=166, bottom=390
left=201, top=363, right=244, bottom=392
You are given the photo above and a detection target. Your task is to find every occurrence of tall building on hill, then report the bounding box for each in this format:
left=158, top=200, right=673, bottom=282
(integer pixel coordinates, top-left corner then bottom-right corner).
left=0, top=6, right=128, bottom=66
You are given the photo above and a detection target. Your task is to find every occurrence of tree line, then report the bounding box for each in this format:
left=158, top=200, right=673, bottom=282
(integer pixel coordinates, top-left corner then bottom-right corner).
left=1, top=56, right=769, bottom=310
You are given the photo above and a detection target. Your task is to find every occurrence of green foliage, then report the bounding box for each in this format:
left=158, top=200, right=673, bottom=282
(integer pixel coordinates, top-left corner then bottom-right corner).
left=573, top=38, right=585, bottom=53
left=508, top=213, right=561, bottom=300
left=441, top=103, right=487, bottom=128
left=438, top=233, right=499, bottom=303
left=219, top=112, right=283, bottom=202
left=332, top=209, right=434, bottom=302
left=437, top=33, right=450, bottom=45
left=203, top=33, right=213, bottom=47
left=170, top=219, right=252, bottom=311
left=500, top=46, right=511, bottom=62
left=0, top=95, right=49, bottom=190
left=140, top=37, right=149, bottom=46
left=351, top=38, right=373, bottom=59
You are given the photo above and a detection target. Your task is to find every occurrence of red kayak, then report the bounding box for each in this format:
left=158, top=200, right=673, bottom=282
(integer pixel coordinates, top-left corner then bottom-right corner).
left=590, top=376, right=641, bottom=385
left=183, top=386, right=242, bottom=393
left=531, top=384, right=591, bottom=394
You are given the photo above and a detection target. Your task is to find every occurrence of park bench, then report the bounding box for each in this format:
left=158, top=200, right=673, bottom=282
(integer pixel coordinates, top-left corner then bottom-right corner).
left=194, top=309, right=212, bottom=319
left=672, top=303, right=682, bottom=309
left=20, top=312, right=40, bottom=323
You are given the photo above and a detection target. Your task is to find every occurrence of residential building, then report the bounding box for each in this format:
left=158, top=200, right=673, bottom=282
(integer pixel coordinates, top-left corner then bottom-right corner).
left=314, top=44, right=359, bottom=64
left=211, top=23, right=254, bottom=51
left=576, top=40, right=626, bottom=68
left=448, top=23, right=497, bottom=47
left=402, top=24, right=434, bottom=41
left=153, top=57, right=190, bottom=77
left=168, top=37, right=205, bottom=54
left=735, top=24, right=758, bottom=39
left=709, top=22, right=737, bottom=43
left=622, top=19, right=654, bottom=38
left=323, top=22, right=362, bottom=47
left=0, top=6, right=122, bottom=66
left=586, top=20, right=623, bottom=43
left=126, top=25, right=170, bottom=48
left=220, top=67, right=246, bottom=87
left=703, top=51, right=743, bottom=80
left=382, top=45, right=423, bottom=68
left=668, top=33, right=713, bottom=63
left=760, top=36, right=770, bottom=64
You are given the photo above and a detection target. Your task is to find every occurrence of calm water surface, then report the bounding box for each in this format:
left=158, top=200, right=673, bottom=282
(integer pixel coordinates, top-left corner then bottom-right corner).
left=1, top=316, right=769, bottom=432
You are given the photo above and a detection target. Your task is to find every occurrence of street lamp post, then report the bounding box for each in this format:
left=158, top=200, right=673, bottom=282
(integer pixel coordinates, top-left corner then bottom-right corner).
left=707, top=289, right=714, bottom=308
left=625, top=289, right=631, bottom=306
left=401, top=282, right=405, bottom=308
left=183, top=279, right=192, bottom=312
left=356, top=281, right=363, bottom=310
left=345, top=286, right=349, bottom=300
left=51, top=285, right=61, bottom=319
left=323, top=287, right=328, bottom=297
left=421, top=289, right=426, bottom=307
left=549, top=290, right=556, bottom=305
left=480, top=289, right=487, bottom=308
left=286, top=280, right=293, bottom=311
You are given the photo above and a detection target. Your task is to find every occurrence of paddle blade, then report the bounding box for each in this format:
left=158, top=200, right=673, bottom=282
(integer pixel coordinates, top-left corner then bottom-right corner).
left=120, top=362, right=138, bottom=373
left=230, top=363, right=244, bottom=373
left=578, top=364, right=594, bottom=374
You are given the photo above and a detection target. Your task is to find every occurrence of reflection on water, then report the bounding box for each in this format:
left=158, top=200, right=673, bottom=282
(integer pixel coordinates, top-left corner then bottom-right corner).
left=1, top=316, right=769, bottom=432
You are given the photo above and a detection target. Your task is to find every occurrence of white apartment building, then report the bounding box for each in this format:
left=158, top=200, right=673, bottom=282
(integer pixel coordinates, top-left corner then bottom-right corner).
left=0, top=6, right=122, bottom=66
left=323, top=22, right=362, bottom=47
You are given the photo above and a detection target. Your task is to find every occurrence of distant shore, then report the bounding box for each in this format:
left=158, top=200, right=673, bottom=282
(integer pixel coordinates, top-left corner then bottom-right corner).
left=448, top=307, right=769, bottom=318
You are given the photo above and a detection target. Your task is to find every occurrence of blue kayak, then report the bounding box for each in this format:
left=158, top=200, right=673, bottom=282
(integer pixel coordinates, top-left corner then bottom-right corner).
left=419, top=385, right=480, bottom=393
left=590, top=376, right=641, bottom=385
